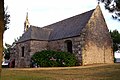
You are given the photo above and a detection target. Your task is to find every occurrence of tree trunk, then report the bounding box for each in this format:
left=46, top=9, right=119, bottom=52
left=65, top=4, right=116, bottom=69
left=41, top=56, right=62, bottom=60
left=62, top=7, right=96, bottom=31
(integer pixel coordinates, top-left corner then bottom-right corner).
left=0, top=0, right=4, bottom=77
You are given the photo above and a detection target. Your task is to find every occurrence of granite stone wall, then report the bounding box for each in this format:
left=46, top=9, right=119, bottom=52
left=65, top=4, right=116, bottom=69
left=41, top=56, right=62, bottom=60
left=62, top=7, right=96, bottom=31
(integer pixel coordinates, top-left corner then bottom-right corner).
left=15, top=40, right=48, bottom=68
left=48, top=34, right=86, bottom=65
left=15, top=41, right=30, bottom=67
left=29, top=40, right=48, bottom=56
left=82, top=6, right=113, bottom=65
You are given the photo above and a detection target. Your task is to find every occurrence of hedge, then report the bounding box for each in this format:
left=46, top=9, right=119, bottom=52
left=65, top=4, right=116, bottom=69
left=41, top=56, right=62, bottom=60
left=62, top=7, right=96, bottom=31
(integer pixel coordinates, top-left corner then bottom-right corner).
left=31, top=50, right=79, bottom=67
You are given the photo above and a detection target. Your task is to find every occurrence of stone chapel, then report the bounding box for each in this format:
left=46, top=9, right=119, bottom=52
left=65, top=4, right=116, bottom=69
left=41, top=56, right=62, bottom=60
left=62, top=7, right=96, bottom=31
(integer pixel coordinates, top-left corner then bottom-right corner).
left=10, top=5, right=113, bottom=68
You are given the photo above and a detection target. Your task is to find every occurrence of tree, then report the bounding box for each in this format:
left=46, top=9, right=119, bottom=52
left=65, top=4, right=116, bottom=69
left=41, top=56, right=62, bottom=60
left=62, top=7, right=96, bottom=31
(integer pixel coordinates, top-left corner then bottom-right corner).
left=0, top=0, right=10, bottom=77
left=98, top=0, right=120, bottom=21
left=0, top=0, right=4, bottom=77
left=4, top=6, right=10, bottom=31
left=3, top=43, right=11, bottom=60
left=110, top=30, right=120, bottom=51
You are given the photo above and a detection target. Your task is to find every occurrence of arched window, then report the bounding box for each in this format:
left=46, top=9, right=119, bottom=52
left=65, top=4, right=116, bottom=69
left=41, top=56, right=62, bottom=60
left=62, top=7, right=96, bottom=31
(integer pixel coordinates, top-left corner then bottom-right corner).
left=65, top=40, right=73, bottom=53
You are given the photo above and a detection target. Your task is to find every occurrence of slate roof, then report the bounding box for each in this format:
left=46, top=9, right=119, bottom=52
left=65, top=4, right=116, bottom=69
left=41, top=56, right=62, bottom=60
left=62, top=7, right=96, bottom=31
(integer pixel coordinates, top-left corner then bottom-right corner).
left=46, top=9, right=94, bottom=40
left=18, top=26, right=52, bottom=42
left=17, top=9, right=94, bottom=43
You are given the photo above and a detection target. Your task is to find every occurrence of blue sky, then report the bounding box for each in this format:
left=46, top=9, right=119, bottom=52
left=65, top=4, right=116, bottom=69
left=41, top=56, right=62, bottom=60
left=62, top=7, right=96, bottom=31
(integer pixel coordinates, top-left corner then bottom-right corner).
left=4, top=0, right=120, bottom=45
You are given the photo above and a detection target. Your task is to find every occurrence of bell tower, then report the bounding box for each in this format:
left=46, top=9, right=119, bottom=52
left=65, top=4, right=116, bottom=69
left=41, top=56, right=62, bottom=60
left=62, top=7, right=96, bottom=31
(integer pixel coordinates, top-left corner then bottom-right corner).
left=24, top=12, right=30, bottom=32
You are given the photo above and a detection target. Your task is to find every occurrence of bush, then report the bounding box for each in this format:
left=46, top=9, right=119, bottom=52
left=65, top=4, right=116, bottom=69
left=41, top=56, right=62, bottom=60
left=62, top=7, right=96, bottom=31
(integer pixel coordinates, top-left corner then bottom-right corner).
left=31, top=50, right=78, bottom=67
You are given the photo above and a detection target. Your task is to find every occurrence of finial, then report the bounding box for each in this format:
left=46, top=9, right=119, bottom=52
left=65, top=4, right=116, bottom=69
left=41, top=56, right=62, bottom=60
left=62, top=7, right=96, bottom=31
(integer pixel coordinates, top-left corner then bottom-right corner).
left=24, top=9, right=30, bottom=32
left=25, top=11, right=29, bottom=21
left=26, top=8, right=29, bottom=18
left=26, top=12, right=28, bottom=18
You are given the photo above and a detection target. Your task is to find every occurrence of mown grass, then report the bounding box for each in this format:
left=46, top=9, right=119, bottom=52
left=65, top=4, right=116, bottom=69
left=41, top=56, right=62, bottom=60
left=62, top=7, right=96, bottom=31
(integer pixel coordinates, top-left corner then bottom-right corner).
left=1, top=63, right=120, bottom=80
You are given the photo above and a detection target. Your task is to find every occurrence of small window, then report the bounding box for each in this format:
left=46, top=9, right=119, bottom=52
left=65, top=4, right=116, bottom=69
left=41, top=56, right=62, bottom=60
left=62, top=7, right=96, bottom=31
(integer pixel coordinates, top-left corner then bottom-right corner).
left=21, top=46, right=25, bottom=57
left=65, top=40, right=73, bottom=53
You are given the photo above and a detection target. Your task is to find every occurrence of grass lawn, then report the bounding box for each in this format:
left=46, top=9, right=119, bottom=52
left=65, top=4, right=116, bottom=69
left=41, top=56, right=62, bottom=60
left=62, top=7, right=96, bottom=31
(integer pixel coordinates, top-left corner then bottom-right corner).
left=1, top=63, right=120, bottom=80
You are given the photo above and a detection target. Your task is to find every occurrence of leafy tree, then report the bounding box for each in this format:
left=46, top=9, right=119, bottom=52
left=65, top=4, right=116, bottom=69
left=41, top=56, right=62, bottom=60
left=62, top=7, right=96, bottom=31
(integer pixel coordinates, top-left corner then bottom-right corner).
left=4, top=6, right=10, bottom=31
left=3, top=43, right=11, bottom=60
left=110, top=30, right=120, bottom=51
left=98, top=0, right=120, bottom=21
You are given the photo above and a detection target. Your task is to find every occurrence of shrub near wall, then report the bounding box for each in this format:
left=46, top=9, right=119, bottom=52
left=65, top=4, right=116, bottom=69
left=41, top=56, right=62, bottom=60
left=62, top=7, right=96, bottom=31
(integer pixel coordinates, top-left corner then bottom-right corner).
left=31, top=50, right=78, bottom=67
